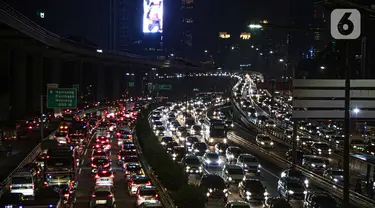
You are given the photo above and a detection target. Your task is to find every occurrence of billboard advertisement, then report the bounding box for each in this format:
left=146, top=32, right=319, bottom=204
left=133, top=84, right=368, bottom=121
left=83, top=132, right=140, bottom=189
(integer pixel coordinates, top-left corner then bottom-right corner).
left=143, top=0, right=163, bottom=33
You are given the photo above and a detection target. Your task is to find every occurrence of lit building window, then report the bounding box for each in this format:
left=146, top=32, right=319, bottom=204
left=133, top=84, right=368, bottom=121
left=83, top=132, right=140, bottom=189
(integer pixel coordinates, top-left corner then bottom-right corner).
left=240, top=32, right=251, bottom=40
left=183, top=18, right=193, bottom=23
left=219, top=32, right=230, bottom=39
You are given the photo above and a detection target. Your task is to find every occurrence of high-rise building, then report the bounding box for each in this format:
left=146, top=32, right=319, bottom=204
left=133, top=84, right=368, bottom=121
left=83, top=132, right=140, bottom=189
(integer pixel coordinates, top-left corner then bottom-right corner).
left=310, top=5, right=330, bottom=60
left=178, top=0, right=194, bottom=58
left=109, top=0, right=140, bottom=52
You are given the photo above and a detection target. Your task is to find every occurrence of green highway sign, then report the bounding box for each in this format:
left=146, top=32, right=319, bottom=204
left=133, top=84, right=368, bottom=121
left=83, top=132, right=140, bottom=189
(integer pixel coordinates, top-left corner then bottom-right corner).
left=129, top=82, right=135, bottom=87
left=47, top=88, right=77, bottom=109
left=159, top=84, right=172, bottom=90
left=148, top=82, right=153, bottom=90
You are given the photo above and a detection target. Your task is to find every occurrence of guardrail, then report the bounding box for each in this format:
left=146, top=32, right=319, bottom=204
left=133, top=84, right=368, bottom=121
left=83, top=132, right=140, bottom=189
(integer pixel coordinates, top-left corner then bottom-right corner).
left=0, top=106, right=108, bottom=197
left=230, top=93, right=375, bottom=208
left=133, top=134, right=176, bottom=208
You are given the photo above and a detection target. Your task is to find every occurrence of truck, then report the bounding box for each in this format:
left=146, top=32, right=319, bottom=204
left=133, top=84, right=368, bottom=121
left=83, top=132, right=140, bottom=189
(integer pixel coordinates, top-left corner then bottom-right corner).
left=44, top=146, right=76, bottom=189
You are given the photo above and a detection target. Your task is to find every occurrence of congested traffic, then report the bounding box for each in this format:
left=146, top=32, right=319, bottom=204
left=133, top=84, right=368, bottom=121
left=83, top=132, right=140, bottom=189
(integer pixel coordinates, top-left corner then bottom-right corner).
left=147, top=91, right=335, bottom=208
left=0, top=100, right=162, bottom=208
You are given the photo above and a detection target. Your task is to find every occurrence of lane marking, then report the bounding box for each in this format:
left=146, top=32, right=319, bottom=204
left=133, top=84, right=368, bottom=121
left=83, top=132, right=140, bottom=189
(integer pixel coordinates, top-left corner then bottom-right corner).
left=81, top=159, right=85, bottom=165
left=84, top=149, right=88, bottom=156
left=79, top=168, right=82, bottom=175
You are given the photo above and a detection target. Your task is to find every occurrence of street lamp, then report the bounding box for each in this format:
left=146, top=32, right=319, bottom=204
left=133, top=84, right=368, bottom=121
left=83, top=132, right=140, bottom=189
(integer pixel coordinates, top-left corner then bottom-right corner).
left=353, top=108, right=360, bottom=114
left=249, top=24, right=262, bottom=29
left=320, top=66, right=326, bottom=70
left=204, top=50, right=208, bottom=53
left=279, top=59, right=284, bottom=62
left=269, top=50, right=273, bottom=54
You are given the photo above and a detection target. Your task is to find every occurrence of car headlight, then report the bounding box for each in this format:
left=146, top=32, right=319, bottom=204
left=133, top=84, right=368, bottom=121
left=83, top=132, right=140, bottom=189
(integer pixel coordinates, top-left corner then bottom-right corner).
left=261, top=142, right=265, bottom=145
left=246, top=191, right=251, bottom=196
left=333, top=178, right=338, bottom=182
left=161, top=142, right=166, bottom=145
left=288, top=190, right=294, bottom=195
left=223, top=189, right=228, bottom=193
left=205, top=159, right=211, bottom=164
left=218, top=159, right=223, bottom=164
left=209, top=188, right=213, bottom=193
left=270, top=142, right=274, bottom=145
left=304, top=179, right=309, bottom=184
left=323, top=164, right=326, bottom=168
left=318, top=148, right=322, bottom=151
left=311, top=164, right=316, bottom=167
left=228, top=177, right=232, bottom=181
left=172, top=154, right=177, bottom=157
left=258, top=164, right=261, bottom=168
left=264, top=192, right=268, bottom=196
left=329, top=148, right=332, bottom=151
left=186, top=166, right=190, bottom=169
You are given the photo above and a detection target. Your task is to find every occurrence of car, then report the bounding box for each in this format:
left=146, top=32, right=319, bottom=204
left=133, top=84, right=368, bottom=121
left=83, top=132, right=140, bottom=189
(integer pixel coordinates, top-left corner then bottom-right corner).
left=200, top=174, right=228, bottom=202
left=222, top=165, right=245, bottom=184
left=91, top=157, right=111, bottom=173
left=124, top=163, right=143, bottom=180
left=226, top=146, right=243, bottom=163
left=122, top=155, right=139, bottom=166
left=264, top=197, right=292, bottom=208
left=265, top=120, right=276, bottom=128
left=225, top=200, right=251, bottom=208
left=89, top=186, right=116, bottom=208
left=127, top=175, right=151, bottom=195
left=190, top=125, right=203, bottom=135
left=154, top=126, right=167, bottom=136
left=302, top=155, right=328, bottom=174
left=183, top=155, right=202, bottom=174
left=171, top=146, right=186, bottom=162
left=277, top=177, right=306, bottom=200
left=238, top=178, right=267, bottom=202
left=280, top=168, right=309, bottom=188
left=136, top=186, right=159, bottom=206
left=202, top=152, right=223, bottom=168
left=215, top=143, right=228, bottom=155
left=185, top=136, right=199, bottom=151
left=160, top=137, right=173, bottom=146
left=236, top=154, right=260, bottom=176
left=256, top=134, right=274, bottom=148
left=303, top=191, right=338, bottom=208
left=323, top=168, right=344, bottom=185
left=311, top=142, right=332, bottom=155
left=122, top=143, right=137, bottom=153
left=92, top=149, right=108, bottom=161
left=191, top=142, right=208, bottom=157
left=165, top=141, right=179, bottom=154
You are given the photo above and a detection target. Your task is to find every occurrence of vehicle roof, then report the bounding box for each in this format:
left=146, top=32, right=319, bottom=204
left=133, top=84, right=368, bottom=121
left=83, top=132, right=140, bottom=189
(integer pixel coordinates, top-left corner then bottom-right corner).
left=225, top=164, right=243, bottom=170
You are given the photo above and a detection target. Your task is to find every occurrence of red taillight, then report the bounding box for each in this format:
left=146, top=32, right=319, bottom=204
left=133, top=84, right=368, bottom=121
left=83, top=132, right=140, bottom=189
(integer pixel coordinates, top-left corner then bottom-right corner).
left=125, top=171, right=130, bottom=174
left=31, top=184, right=34, bottom=189
left=130, top=181, right=135, bottom=186
left=110, top=174, right=114, bottom=178
left=9, top=185, right=12, bottom=189
left=108, top=194, right=113, bottom=197
left=92, top=194, right=96, bottom=198
left=132, top=149, right=136, bottom=152
left=137, top=194, right=141, bottom=200
left=28, top=126, right=32, bottom=129
left=47, top=156, right=50, bottom=159
left=146, top=181, right=151, bottom=186
left=92, top=164, right=97, bottom=167
left=116, top=133, right=120, bottom=136
left=64, top=193, right=69, bottom=198
left=137, top=170, right=142, bottom=174
left=106, top=139, right=109, bottom=142
left=155, top=194, right=158, bottom=198
left=104, top=164, right=110, bottom=167
left=91, top=157, right=94, bottom=160
left=95, top=175, right=99, bottom=179
left=117, top=155, right=121, bottom=160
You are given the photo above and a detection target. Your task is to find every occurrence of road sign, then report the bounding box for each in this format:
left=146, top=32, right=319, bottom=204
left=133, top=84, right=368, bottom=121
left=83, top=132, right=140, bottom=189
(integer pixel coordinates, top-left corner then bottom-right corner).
left=159, top=84, right=172, bottom=90
left=331, top=9, right=361, bottom=40
left=292, top=79, right=375, bottom=120
left=148, top=82, right=153, bottom=90
left=129, top=82, right=135, bottom=87
left=72, top=84, right=79, bottom=91
left=47, top=88, right=77, bottom=109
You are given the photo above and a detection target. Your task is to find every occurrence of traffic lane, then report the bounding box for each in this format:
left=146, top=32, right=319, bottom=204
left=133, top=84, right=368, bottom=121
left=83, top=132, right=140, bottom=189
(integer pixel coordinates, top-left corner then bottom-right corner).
left=74, top=132, right=136, bottom=208
left=0, top=123, right=59, bottom=180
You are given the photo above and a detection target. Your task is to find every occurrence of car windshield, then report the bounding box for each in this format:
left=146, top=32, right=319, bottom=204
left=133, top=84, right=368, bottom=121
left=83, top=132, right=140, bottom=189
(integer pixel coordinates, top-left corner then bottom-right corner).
left=140, top=189, right=157, bottom=196
left=94, top=158, right=109, bottom=164
left=156, top=126, right=165, bottom=131
left=287, top=182, right=304, bottom=189
left=94, top=191, right=111, bottom=197
left=331, top=170, right=344, bottom=176
left=244, top=180, right=264, bottom=190
left=243, top=156, right=258, bottom=163
left=196, top=143, right=207, bottom=150
left=206, top=153, right=219, bottom=160
left=124, top=157, right=138, bottom=162
left=259, top=136, right=271, bottom=141
left=187, top=137, right=199, bottom=143
left=12, top=177, right=32, bottom=184
left=308, top=158, right=325, bottom=163
left=133, top=178, right=150, bottom=184
left=186, top=157, right=200, bottom=164
left=193, top=126, right=202, bottom=131
left=314, top=143, right=329, bottom=149
left=230, top=148, right=242, bottom=155
left=162, top=137, right=173, bottom=142
left=288, top=170, right=304, bottom=178
left=203, top=177, right=225, bottom=189
left=228, top=168, right=244, bottom=175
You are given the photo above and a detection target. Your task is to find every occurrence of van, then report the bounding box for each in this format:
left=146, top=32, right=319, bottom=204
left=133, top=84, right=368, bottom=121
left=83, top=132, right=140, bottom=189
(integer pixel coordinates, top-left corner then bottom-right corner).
left=10, top=168, right=38, bottom=196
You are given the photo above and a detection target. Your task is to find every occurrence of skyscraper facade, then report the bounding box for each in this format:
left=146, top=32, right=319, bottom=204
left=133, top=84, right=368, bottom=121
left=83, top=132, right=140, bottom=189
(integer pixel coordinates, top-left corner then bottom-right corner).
left=109, top=0, right=141, bottom=52
left=178, top=0, right=194, bottom=58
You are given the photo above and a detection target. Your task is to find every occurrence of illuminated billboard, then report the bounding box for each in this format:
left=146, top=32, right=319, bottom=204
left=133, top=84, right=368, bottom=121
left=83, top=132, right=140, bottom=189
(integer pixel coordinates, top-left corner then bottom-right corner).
left=143, top=0, right=163, bottom=33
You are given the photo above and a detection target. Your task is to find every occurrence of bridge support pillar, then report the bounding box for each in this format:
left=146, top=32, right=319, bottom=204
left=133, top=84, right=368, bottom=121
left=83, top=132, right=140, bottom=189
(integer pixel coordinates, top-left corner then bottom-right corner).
left=32, top=54, right=43, bottom=113
left=112, top=68, right=120, bottom=100
left=0, top=47, right=11, bottom=121
left=50, top=58, right=61, bottom=84
left=97, top=65, right=105, bottom=101
left=11, top=50, right=27, bottom=119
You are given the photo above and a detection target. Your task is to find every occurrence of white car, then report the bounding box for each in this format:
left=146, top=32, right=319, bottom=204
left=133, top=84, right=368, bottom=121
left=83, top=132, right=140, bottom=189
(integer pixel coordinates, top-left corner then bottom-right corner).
left=95, top=177, right=114, bottom=187
left=202, top=152, right=223, bottom=167
left=136, top=186, right=160, bottom=206
left=256, top=134, right=274, bottom=148
left=222, top=164, right=245, bottom=184
left=236, top=154, right=261, bottom=176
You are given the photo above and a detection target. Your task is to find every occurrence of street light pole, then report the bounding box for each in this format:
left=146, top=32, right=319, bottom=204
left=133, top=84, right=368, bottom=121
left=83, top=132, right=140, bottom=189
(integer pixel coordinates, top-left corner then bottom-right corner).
left=40, top=95, right=44, bottom=142
left=343, top=40, right=351, bottom=208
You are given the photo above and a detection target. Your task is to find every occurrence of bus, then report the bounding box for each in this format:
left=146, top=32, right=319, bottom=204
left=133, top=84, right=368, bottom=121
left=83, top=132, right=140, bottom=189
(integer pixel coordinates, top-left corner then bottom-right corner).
left=203, top=118, right=226, bottom=145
